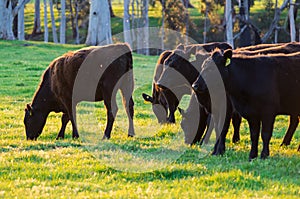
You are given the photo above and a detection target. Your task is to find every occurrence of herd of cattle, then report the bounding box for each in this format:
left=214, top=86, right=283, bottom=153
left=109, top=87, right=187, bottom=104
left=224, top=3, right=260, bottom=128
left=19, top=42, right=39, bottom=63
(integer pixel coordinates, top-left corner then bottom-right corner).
left=24, top=42, right=300, bottom=161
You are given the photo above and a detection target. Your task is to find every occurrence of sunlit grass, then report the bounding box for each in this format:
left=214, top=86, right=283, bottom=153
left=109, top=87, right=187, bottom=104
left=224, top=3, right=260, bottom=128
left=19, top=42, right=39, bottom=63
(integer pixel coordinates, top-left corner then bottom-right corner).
left=0, top=40, right=299, bottom=198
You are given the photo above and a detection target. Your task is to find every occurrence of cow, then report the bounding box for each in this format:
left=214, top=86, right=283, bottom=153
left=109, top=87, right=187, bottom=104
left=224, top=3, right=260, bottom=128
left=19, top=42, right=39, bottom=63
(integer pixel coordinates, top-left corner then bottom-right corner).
left=24, top=43, right=135, bottom=140
left=142, top=50, right=178, bottom=123
left=155, top=42, right=239, bottom=145
left=193, top=49, right=300, bottom=160
left=190, top=43, right=300, bottom=155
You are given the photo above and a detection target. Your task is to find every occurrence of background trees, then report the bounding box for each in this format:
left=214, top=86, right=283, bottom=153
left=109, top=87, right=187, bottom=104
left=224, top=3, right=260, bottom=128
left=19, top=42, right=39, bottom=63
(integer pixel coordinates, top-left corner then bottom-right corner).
left=0, top=0, right=299, bottom=49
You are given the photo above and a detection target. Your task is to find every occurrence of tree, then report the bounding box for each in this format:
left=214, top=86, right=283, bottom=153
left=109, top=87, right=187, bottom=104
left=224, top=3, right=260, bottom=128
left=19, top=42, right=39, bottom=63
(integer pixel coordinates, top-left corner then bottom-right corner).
left=49, top=0, right=58, bottom=43
left=60, top=0, right=66, bottom=44
left=43, top=0, right=48, bottom=42
left=85, top=0, right=112, bottom=46
left=225, top=0, right=234, bottom=47
left=32, top=0, right=41, bottom=35
left=288, top=0, right=296, bottom=41
left=0, top=0, right=30, bottom=40
left=238, top=0, right=252, bottom=47
left=18, top=0, right=25, bottom=40
left=123, top=0, right=132, bottom=47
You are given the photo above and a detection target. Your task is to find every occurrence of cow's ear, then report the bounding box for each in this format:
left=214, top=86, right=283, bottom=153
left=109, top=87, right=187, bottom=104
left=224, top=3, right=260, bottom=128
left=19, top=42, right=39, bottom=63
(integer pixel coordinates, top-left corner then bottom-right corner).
left=176, top=43, right=185, bottom=50
left=26, top=104, right=33, bottom=116
left=223, top=49, right=233, bottom=67
left=142, top=93, right=153, bottom=103
left=178, top=107, right=187, bottom=117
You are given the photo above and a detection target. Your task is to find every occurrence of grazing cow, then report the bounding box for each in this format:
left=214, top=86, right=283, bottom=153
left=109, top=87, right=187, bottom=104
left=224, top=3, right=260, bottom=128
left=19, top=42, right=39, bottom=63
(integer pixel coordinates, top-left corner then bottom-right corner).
left=193, top=49, right=300, bottom=160
left=155, top=42, right=240, bottom=145
left=24, top=44, right=135, bottom=140
left=142, top=50, right=178, bottom=123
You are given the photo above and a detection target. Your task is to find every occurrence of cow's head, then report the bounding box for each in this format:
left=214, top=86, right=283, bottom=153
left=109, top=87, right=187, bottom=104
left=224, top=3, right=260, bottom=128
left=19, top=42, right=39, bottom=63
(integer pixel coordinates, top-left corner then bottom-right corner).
left=193, top=49, right=232, bottom=94
left=142, top=93, right=168, bottom=124
left=24, top=104, right=47, bottom=140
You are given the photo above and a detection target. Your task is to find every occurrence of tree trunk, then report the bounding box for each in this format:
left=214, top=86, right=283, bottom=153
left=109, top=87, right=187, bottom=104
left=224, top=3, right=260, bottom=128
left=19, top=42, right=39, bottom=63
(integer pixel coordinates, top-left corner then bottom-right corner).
left=60, top=0, right=66, bottom=44
left=32, top=0, right=41, bottom=35
left=289, top=0, right=296, bottom=41
left=85, top=0, right=112, bottom=46
left=123, top=0, right=132, bottom=47
left=74, top=0, right=80, bottom=44
left=49, top=0, right=58, bottom=43
left=225, top=0, right=234, bottom=47
left=6, top=1, right=15, bottom=40
left=238, top=0, right=251, bottom=47
left=43, top=0, right=48, bottom=42
left=17, top=0, right=25, bottom=40
left=0, top=0, right=4, bottom=39
left=108, top=0, right=115, bottom=17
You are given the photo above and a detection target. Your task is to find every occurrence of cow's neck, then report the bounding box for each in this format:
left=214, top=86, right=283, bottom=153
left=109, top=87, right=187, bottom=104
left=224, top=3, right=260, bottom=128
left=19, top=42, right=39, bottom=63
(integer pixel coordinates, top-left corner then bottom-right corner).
left=31, top=70, right=57, bottom=113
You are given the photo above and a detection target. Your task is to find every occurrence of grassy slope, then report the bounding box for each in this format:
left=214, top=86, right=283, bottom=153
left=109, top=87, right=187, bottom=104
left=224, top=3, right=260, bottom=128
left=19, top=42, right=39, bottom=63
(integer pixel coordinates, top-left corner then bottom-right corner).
left=0, top=40, right=299, bottom=198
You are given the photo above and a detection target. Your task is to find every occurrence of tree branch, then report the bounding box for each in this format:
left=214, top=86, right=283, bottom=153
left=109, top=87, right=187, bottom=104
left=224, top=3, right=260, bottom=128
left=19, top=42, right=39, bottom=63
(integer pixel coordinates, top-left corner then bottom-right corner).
left=12, top=0, right=30, bottom=17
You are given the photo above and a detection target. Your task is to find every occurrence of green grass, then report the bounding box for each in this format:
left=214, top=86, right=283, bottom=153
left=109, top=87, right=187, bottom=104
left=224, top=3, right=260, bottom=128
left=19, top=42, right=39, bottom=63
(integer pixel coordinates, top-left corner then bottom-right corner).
left=0, top=40, right=299, bottom=198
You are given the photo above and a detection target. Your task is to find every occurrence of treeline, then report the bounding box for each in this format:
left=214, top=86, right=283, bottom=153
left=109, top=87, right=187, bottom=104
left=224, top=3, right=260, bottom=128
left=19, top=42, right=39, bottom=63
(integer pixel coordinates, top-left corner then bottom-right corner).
left=0, top=0, right=299, bottom=51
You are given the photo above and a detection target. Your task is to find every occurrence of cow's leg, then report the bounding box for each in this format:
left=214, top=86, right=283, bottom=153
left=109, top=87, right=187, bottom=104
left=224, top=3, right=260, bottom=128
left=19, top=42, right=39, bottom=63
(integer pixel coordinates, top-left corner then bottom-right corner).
left=200, top=114, right=214, bottom=145
left=298, top=144, right=300, bottom=152
left=212, top=109, right=231, bottom=155
left=56, top=113, right=69, bottom=139
left=248, top=118, right=261, bottom=161
left=119, top=71, right=135, bottom=137
left=62, top=99, right=79, bottom=139
left=102, top=93, right=118, bottom=140
left=281, top=115, right=299, bottom=146
left=231, top=111, right=241, bottom=143
left=192, top=107, right=208, bottom=144
left=261, top=116, right=275, bottom=159
left=167, top=97, right=179, bottom=124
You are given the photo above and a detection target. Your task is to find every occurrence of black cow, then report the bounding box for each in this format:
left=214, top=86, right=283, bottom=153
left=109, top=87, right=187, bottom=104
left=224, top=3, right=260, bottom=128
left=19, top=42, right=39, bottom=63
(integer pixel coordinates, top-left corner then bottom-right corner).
left=193, top=49, right=300, bottom=160
left=156, top=42, right=238, bottom=145
left=142, top=50, right=178, bottom=123
left=24, top=44, right=135, bottom=140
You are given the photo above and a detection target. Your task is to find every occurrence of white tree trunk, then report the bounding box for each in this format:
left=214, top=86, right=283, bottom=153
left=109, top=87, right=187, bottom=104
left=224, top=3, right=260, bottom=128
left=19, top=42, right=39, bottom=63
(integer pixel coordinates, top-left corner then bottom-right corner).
left=60, top=0, right=66, bottom=44
left=136, top=0, right=149, bottom=55
left=0, top=0, right=6, bottom=39
left=74, top=0, right=80, bottom=44
left=33, top=0, right=41, bottom=34
left=123, top=0, right=132, bottom=47
left=6, top=1, right=15, bottom=40
left=43, top=0, right=48, bottom=42
left=85, top=0, right=112, bottom=46
left=289, top=0, right=296, bottom=41
left=49, top=0, right=58, bottom=43
left=0, top=0, right=30, bottom=40
left=225, top=0, right=234, bottom=47
left=18, top=0, right=25, bottom=40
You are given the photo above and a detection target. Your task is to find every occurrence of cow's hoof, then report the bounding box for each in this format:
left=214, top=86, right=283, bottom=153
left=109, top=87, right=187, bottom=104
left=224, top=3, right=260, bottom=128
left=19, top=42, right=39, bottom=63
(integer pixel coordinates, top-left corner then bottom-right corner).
left=260, top=152, right=269, bottom=160
left=72, top=135, right=79, bottom=139
left=249, top=151, right=258, bottom=161
left=297, top=145, right=300, bottom=152
left=128, top=134, right=134, bottom=138
left=102, top=135, right=110, bottom=140
left=232, top=136, right=240, bottom=143
left=280, top=142, right=290, bottom=147
left=56, top=136, right=64, bottom=140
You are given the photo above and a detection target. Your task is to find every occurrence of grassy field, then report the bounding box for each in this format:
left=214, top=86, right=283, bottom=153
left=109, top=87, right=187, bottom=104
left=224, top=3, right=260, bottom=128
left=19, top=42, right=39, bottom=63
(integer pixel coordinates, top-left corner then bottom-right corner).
left=0, top=40, right=299, bottom=198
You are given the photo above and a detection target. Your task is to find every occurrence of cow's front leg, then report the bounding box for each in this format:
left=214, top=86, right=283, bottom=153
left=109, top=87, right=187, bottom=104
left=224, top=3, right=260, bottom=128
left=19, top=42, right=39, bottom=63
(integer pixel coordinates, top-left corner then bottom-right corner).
left=281, top=115, right=298, bottom=146
left=231, top=111, right=241, bottom=143
left=56, top=113, right=69, bottom=139
left=261, top=115, right=275, bottom=159
left=212, top=111, right=231, bottom=155
left=102, top=95, right=118, bottom=140
left=248, top=118, right=261, bottom=161
left=167, top=99, right=179, bottom=124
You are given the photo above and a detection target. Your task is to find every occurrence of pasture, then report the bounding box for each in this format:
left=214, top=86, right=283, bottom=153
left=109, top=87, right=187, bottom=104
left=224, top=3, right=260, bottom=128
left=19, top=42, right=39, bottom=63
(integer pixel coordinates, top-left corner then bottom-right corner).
left=0, top=40, right=299, bottom=198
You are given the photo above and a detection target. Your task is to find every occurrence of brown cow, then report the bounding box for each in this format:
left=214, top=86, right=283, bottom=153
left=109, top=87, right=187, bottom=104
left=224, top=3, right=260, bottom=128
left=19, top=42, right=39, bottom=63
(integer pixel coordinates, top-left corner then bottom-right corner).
left=24, top=43, right=135, bottom=140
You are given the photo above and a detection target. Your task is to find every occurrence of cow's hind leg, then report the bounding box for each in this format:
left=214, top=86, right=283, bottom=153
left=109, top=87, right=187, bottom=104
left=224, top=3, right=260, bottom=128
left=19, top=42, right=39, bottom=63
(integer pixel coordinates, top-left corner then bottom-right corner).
left=119, top=72, right=135, bottom=137
left=281, top=115, right=299, bottom=146
left=56, top=113, right=69, bottom=139
left=248, top=118, right=260, bottom=161
left=231, top=111, right=241, bottom=143
left=62, top=99, right=79, bottom=139
left=167, top=98, right=179, bottom=124
left=261, top=116, right=275, bottom=159
left=102, top=93, right=118, bottom=140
